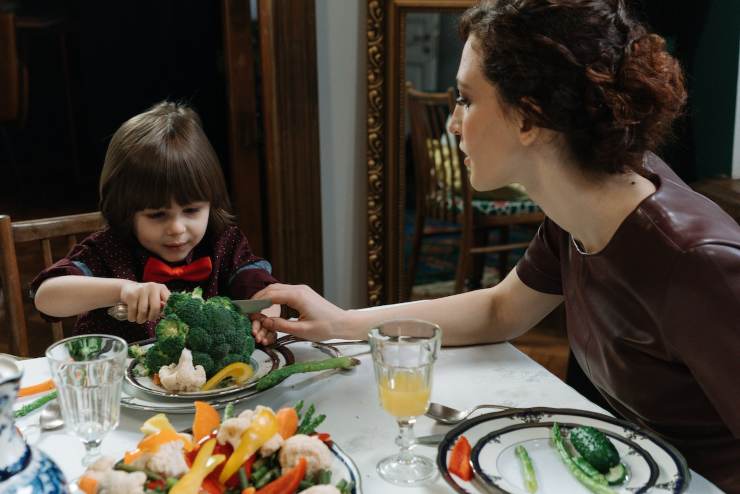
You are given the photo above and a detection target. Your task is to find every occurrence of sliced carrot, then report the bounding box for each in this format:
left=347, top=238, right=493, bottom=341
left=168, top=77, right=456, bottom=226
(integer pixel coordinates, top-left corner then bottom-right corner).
left=275, top=407, right=298, bottom=439
left=256, top=457, right=307, bottom=494
left=152, top=373, right=162, bottom=386
left=193, top=401, right=221, bottom=442
left=241, top=488, right=256, bottom=494
left=78, top=475, right=98, bottom=494
left=18, top=378, right=55, bottom=397
left=448, top=435, right=473, bottom=481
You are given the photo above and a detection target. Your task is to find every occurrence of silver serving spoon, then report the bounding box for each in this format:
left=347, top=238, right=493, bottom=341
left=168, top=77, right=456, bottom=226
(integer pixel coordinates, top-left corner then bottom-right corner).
left=39, top=401, right=64, bottom=431
left=425, top=401, right=514, bottom=425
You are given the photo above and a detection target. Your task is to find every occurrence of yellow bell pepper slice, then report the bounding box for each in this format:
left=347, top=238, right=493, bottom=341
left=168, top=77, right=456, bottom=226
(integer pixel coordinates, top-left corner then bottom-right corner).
left=219, top=409, right=277, bottom=483
left=169, top=438, right=225, bottom=494
left=201, top=362, right=254, bottom=391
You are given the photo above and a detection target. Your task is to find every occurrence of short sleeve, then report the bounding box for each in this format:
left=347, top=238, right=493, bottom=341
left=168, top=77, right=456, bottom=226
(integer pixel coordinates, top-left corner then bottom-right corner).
left=663, top=243, right=740, bottom=437
left=216, top=227, right=279, bottom=299
left=515, top=217, right=564, bottom=295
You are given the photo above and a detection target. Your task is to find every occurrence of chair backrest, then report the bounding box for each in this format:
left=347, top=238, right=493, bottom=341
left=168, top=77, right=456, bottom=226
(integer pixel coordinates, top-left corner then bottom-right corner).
left=0, top=10, right=27, bottom=125
left=0, top=212, right=105, bottom=356
left=406, top=82, right=471, bottom=223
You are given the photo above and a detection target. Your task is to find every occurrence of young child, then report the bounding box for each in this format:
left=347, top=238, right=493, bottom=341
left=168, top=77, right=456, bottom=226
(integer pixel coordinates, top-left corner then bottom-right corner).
left=33, top=101, right=280, bottom=344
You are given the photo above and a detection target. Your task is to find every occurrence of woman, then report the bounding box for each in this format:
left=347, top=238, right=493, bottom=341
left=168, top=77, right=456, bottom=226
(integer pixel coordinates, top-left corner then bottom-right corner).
left=252, top=1, right=740, bottom=490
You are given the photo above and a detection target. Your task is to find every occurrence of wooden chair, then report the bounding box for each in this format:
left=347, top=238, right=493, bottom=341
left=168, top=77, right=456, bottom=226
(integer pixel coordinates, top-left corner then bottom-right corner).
left=0, top=212, right=105, bottom=357
left=405, top=83, right=545, bottom=297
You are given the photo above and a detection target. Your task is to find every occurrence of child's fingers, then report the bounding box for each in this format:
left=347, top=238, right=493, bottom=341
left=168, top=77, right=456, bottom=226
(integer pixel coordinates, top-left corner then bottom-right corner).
left=137, top=291, right=150, bottom=324
left=148, top=289, right=160, bottom=321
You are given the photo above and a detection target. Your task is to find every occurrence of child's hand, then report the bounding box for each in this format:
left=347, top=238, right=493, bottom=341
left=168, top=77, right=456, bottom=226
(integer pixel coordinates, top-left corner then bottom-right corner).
left=120, top=281, right=171, bottom=323
left=251, top=303, right=281, bottom=346
left=251, top=317, right=277, bottom=346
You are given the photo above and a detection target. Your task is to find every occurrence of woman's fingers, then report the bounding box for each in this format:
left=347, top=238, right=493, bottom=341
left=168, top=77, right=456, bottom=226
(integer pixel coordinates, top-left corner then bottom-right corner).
left=260, top=317, right=323, bottom=341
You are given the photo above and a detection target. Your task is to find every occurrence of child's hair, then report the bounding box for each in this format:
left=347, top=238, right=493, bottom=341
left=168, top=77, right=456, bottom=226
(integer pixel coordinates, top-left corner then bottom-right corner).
left=99, top=101, right=234, bottom=239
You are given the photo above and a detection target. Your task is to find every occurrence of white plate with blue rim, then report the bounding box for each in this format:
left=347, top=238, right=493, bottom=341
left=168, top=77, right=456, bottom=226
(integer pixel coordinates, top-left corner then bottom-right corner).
left=437, top=407, right=690, bottom=494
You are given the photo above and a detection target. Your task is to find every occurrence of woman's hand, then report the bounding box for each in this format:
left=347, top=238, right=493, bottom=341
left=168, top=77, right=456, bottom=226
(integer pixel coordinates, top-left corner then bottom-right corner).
left=250, top=284, right=348, bottom=342
left=119, top=281, right=171, bottom=323
left=251, top=303, right=281, bottom=346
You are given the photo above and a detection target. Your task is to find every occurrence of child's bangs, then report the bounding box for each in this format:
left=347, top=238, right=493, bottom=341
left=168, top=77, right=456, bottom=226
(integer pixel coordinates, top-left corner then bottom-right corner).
left=127, top=146, right=223, bottom=212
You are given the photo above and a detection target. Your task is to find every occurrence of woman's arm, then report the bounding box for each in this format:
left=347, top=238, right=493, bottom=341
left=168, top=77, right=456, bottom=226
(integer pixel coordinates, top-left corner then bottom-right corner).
left=253, top=269, right=563, bottom=345
left=34, top=276, right=171, bottom=323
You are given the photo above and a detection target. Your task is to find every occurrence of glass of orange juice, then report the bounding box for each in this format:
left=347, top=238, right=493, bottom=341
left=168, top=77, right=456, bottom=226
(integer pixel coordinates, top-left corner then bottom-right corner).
left=369, top=319, right=441, bottom=485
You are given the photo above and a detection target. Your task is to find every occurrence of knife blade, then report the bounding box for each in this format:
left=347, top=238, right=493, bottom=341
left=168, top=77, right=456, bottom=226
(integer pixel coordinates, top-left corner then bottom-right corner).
left=231, top=298, right=273, bottom=314
left=415, top=433, right=446, bottom=445
left=106, top=298, right=273, bottom=321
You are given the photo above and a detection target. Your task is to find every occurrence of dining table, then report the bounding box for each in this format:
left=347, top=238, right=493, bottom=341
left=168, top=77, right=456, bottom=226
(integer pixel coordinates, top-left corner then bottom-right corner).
left=13, top=339, right=723, bottom=494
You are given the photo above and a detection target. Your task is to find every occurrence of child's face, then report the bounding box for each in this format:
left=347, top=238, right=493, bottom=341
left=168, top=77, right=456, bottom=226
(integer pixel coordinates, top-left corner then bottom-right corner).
left=133, top=200, right=210, bottom=262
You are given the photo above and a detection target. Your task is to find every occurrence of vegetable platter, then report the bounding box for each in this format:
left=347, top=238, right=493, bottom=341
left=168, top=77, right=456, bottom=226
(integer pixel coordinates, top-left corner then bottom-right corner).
left=75, top=400, right=361, bottom=494
left=437, top=407, right=690, bottom=494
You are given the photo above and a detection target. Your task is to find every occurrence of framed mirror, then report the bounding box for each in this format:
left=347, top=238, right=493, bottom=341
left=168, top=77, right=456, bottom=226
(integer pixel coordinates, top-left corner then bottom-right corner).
left=366, top=0, right=473, bottom=305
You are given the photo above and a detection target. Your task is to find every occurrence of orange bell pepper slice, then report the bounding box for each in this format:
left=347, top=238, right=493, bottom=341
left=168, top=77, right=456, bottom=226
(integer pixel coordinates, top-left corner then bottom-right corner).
left=256, top=457, right=307, bottom=494
left=193, top=401, right=221, bottom=442
left=448, top=435, right=473, bottom=481
left=275, top=407, right=298, bottom=439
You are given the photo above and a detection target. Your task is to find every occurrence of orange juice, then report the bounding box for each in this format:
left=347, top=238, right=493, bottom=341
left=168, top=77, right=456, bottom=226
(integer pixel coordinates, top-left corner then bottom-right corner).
left=378, top=369, right=431, bottom=418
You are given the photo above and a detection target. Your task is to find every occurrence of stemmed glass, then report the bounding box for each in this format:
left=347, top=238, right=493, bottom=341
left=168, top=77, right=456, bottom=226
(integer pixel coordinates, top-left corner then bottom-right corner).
left=46, top=334, right=128, bottom=466
left=369, top=319, right=441, bottom=485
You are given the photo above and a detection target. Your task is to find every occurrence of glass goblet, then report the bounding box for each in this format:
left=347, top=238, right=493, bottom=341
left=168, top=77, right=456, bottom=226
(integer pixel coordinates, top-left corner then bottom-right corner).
left=46, top=334, right=128, bottom=466
left=369, top=319, right=441, bottom=486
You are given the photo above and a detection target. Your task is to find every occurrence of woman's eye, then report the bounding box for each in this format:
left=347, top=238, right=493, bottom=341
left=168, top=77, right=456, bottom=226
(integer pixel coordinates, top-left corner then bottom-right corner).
left=456, top=95, right=470, bottom=108
left=184, top=207, right=201, bottom=214
left=146, top=212, right=166, bottom=219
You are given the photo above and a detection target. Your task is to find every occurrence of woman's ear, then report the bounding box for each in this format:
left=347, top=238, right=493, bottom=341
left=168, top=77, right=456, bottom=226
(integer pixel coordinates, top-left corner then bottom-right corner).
left=517, top=97, right=541, bottom=146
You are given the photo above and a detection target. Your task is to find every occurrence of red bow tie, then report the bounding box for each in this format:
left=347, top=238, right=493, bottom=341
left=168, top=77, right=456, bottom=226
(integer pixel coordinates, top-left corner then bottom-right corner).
left=142, top=256, right=213, bottom=283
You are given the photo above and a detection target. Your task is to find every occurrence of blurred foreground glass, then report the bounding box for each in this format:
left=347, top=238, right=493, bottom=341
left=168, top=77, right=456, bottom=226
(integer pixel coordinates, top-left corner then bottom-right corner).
left=46, top=334, right=127, bottom=466
left=369, top=319, right=441, bottom=485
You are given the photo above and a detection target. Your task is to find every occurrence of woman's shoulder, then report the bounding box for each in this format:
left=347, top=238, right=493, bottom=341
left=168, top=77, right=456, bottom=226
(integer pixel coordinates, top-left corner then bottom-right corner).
left=639, top=154, right=740, bottom=253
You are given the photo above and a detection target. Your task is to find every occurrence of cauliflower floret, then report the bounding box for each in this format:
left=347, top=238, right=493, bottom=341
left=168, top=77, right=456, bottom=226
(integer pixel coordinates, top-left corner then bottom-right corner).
left=146, top=440, right=189, bottom=478
left=259, top=432, right=284, bottom=457
left=158, top=348, right=206, bottom=392
left=217, top=405, right=275, bottom=449
left=279, top=434, right=333, bottom=477
left=217, top=416, right=251, bottom=449
left=82, top=456, right=146, bottom=494
left=299, top=486, right=341, bottom=494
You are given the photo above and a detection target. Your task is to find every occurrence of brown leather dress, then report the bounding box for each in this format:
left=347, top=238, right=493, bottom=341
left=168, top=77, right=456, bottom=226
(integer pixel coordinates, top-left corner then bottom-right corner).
left=517, top=153, right=740, bottom=492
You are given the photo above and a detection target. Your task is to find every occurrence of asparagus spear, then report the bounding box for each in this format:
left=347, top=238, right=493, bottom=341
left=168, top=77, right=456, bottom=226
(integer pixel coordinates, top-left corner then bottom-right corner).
left=255, top=357, right=359, bottom=391
left=515, top=445, right=538, bottom=493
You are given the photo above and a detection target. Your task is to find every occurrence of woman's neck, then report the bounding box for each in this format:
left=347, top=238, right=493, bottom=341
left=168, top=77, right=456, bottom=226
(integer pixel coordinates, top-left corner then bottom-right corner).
left=522, top=150, right=656, bottom=254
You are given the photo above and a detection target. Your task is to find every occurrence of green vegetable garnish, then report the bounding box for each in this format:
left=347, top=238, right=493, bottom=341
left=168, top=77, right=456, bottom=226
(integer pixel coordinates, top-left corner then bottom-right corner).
left=255, top=357, right=360, bottom=391
left=515, top=445, right=538, bottom=493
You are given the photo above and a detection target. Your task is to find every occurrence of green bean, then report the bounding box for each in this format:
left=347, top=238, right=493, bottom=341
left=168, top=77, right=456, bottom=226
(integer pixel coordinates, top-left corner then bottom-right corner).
left=255, top=357, right=360, bottom=391
left=515, top=445, right=538, bottom=493
left=239, top=467, right=249, bottom=489
left=253, top=468, right=279, bottom=488
left=317, top=469, right=332, bottom=484
left=223, top=402, right=235, bottom=421
left=551, top=423, right=615, bottom=494
left=251, top=465, right=269, bottom=483
left=13, top=391, right=58, bottom=418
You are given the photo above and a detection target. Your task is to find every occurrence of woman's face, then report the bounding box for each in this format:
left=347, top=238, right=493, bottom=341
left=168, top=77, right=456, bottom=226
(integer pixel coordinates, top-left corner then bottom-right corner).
left=449, top=37, right=529, bottom=191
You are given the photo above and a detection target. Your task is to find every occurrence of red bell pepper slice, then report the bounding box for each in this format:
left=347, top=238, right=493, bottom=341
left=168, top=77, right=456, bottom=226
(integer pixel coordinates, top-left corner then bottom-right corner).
left=256, top=457, right=307, bottom=494
left=448, top=436, right=473, bottom=481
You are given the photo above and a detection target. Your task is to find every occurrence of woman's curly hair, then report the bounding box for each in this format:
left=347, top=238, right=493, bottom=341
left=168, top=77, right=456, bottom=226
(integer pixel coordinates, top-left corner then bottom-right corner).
left=459, top=0, right=687, bottom=174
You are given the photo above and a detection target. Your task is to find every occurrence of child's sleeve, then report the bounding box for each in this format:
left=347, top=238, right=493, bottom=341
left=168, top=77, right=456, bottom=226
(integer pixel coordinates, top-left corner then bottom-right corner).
left=223, top=228, right=279, bottom=299
left=30, top=235, right=110, bottom=321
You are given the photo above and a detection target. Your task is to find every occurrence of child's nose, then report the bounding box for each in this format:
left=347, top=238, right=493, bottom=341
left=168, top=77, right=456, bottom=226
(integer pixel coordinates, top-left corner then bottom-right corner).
left=166, top=218, right=187, bottom=235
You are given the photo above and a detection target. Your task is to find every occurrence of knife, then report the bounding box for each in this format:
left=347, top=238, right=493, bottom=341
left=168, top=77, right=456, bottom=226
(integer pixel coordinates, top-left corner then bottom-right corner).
left=415, top=433, right=446, bottom=445
left=107, top=298, right=273, bottom=321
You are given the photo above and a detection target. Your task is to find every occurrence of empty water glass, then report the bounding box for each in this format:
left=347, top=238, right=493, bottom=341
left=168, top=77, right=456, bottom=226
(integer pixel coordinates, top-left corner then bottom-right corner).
left=46, top=334, right=128, bottom=466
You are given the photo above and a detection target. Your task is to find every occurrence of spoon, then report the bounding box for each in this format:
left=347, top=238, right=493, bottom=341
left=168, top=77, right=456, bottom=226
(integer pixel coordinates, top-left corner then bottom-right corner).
left=425, top=402, right=514, bottom=425
left=39, top=401, right=65, bottom=431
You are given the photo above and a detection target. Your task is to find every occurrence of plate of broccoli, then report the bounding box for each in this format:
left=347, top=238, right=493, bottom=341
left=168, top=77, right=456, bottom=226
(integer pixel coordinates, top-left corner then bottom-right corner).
left=123, top=288, right=295, bottom=400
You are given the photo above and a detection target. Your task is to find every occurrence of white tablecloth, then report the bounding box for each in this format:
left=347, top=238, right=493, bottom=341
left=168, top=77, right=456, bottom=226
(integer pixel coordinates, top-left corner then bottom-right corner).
left=14, top=341, right=722, bottom=493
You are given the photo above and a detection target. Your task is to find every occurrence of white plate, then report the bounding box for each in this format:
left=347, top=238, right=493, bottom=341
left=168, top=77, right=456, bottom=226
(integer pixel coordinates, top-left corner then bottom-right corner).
left=437, top=407, right=690, bottom=494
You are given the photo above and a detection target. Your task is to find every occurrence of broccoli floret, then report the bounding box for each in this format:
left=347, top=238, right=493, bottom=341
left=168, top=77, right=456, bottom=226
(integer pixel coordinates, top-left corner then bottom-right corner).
left=133, top=362, right=150, bottom=377
left=155, top=314, right=189, bottom=340
left=174, top=298, right=206, bottom=328
left=186, top=326, right=211, bottom=352
left=203, top=303, right=234, bottom=331
left=128, top=344, right=147, bottom=361
left=163, top=292, right=192, bottom=316
left=191, top=351, right=216, bottom=377
left=145, top=345, right=176, bottom=374
left=205, top=296, right=237, bottom=312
